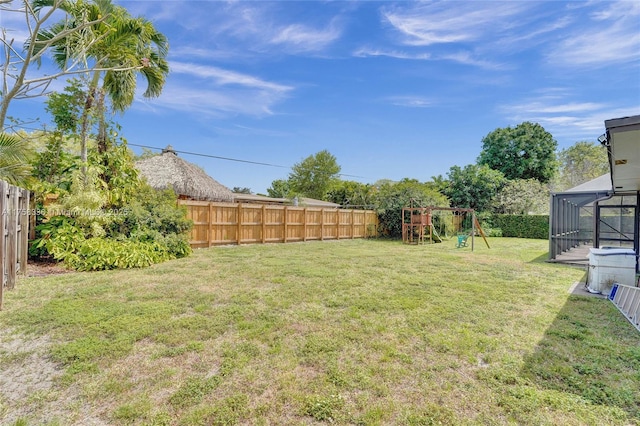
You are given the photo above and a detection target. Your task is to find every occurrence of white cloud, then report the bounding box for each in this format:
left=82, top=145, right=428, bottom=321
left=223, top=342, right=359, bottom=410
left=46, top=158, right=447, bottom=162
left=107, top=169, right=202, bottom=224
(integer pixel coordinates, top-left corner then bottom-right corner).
left=438, top=51, right=507, bottom=70
left=270, top=20, right=342, bottom=53
left=142, top=63, right=293, bottom=118
left=501, top=93, right=639, bottom=143
left=131, top=1, right=343, bottom=56
left=386, top=96, right=435, bottom=108
left=142, top=83, right=288, bottom=118
left=381, top=2, right=532, bottom=47
left=170, top=62, right=293, bottom=93
left=547, top=1, right=640, bottom=66
left=353, top=47, right=431, bottom=60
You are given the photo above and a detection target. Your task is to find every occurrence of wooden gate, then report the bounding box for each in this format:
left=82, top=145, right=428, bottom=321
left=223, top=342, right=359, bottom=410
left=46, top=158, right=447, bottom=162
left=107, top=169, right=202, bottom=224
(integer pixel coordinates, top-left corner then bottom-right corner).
left=1, top=180, right=30, bottom=310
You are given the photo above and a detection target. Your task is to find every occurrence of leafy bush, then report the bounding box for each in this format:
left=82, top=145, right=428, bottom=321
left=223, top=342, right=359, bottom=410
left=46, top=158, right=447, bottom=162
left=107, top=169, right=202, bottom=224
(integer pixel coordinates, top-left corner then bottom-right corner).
left=30, top=216, right=84, bottom=260
left=30, top=183, right=192, bottom=269
left=108, top=185, right=192, bottom=238
left=67, top=238, right=171, bottom=271
left=489, top=214, right=549, bottom=239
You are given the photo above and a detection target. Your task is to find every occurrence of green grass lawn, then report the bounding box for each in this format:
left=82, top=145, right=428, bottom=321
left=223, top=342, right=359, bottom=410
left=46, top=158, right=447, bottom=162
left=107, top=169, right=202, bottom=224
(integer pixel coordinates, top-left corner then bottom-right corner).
left=1, top=238, right=639, bottom=425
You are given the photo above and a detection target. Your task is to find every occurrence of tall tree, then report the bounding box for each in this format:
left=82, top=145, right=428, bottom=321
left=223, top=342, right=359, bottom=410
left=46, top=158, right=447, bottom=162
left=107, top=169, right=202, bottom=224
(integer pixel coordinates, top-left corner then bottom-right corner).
left=491, top=178, right=549, bottom=215
left=326, top=180, right=376, bottom=209
left=444, top=164, right=506, bottom=212
left=288, top=150, right=341, bottom=200
left=266, top=179, right=291, bottom=198
left=557, top=141, right=609, bottom=190
left=478, top=122, right=558, bottom=183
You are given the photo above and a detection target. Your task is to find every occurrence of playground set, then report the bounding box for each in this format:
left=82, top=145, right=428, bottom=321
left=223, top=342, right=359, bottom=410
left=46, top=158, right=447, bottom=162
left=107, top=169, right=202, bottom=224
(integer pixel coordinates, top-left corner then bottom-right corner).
left=401, top=200, right=490, bottom=250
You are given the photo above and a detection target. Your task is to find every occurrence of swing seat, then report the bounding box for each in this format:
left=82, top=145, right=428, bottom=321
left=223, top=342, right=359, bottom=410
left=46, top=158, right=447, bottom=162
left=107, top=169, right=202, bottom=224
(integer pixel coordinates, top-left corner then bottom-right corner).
left=456, top=233, right=469, bottom=248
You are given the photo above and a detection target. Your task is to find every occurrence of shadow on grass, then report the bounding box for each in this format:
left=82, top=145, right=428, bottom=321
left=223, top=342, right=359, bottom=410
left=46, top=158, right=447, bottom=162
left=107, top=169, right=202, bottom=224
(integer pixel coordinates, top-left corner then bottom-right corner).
left=529, top=252, right=551, bottom=264
left=521, top=295, right=640, bottom=420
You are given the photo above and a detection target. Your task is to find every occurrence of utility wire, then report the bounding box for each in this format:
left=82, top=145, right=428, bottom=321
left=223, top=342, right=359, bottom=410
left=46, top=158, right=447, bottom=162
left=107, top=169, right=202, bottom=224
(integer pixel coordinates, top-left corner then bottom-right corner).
left=128, top=143, right=368, bottom=179
left=128, top=143, right=289, bottom=169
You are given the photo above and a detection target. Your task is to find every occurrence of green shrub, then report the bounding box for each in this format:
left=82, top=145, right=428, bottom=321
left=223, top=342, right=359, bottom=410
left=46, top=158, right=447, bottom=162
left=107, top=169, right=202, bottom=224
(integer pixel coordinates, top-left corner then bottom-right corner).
left=489, top=214, right=549, bottom=239
left=30, top=183, right=192, bottom=270
left=67, top=238, right=172, bottom=271
left=30, top=216, right=85, bottom=260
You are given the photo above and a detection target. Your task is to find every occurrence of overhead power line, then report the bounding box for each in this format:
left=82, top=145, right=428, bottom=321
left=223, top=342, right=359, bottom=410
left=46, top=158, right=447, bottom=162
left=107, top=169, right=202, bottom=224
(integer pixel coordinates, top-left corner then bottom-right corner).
left=128, top=143, right=288, bottom=169
left=128, top=143, right=368, bottom=179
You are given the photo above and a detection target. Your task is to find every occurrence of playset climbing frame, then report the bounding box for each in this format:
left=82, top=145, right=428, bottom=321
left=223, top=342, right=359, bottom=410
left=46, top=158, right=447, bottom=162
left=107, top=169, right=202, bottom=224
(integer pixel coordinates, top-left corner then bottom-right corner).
left=401, top=202, right=490, bottom=250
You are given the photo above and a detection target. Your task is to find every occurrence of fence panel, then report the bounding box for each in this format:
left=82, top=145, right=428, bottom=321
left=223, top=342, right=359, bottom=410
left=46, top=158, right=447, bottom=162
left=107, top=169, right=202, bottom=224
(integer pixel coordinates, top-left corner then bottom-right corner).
left=1, top=180, right=30, bottom=310
left=179, top=201, right=378, bottom=247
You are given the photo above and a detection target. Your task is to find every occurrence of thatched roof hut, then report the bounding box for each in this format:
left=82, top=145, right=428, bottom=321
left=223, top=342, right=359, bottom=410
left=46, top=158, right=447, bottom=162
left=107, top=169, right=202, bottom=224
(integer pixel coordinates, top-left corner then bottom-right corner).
left=136, top=145, right=234, bottom=202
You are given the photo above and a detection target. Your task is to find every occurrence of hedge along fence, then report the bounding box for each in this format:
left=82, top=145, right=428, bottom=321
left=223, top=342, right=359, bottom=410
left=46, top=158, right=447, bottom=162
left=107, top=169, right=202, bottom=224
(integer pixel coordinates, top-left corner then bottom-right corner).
left=490, top=214, right=549, bottom=239
left=1, top=180, right=30, bottom=310
left=179, top=201, right=379, bottom=248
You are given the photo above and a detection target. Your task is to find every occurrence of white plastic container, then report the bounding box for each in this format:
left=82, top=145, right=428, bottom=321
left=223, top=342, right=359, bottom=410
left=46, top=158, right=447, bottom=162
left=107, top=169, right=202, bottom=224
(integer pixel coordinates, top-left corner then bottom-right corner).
left=588, top=248, right=637, bottom=295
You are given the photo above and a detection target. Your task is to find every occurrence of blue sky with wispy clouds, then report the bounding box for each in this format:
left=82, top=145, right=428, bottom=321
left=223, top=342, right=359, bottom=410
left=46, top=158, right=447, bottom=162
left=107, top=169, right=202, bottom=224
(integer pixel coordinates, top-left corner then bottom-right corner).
left=5, top=1, right=640, bottom=193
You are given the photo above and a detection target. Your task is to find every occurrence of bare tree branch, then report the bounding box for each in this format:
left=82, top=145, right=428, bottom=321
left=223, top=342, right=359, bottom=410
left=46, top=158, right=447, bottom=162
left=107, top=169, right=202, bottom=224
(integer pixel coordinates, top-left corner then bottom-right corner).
left=0, top=0, right=111, bottom=129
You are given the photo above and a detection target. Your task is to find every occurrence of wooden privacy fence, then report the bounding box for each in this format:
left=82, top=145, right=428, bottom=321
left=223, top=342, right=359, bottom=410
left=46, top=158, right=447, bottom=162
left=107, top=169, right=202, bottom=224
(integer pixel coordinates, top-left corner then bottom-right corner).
left=1, top=180, right=30, bottom=310
left=179, top=201, right=379, bottom=248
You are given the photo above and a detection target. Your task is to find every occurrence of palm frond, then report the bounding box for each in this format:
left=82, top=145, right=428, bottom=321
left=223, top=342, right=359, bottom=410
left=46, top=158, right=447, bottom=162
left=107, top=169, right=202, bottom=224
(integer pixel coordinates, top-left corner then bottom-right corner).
left=0, top=133, right=33, bottom=186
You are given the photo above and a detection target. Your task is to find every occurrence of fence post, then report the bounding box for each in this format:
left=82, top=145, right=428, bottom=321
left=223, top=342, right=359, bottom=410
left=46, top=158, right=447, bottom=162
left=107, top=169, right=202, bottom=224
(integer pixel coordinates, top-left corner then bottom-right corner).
left=18, top=189, right=29, bottom=274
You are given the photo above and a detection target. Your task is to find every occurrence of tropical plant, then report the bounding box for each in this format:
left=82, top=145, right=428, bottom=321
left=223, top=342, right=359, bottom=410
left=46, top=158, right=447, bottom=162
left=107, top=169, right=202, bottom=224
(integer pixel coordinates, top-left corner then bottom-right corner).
left=36, top=0, right=169, bottom=166
left=0, top=132, right=33, bottom=186
left=31, top=183, right=193, bottom=269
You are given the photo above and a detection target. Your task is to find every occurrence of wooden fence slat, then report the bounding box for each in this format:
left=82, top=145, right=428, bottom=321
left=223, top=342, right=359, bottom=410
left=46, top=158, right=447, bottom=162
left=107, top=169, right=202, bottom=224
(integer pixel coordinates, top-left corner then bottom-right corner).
left=7, top=185, right=18, bottom=290
left=18, top=188, right=29, bottom=274
left=0, top=181, right=7, bottom=310
left=178, top=200, right=378, bottom=247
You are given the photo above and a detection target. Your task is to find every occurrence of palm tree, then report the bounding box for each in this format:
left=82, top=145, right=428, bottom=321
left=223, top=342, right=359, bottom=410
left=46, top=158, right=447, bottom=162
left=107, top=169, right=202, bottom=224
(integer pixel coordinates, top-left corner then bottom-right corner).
left=34, top=0, right=169, bottom=165
left=92, top=8, right=169, bottom=153
left=0, top=133, right=32, bottom=186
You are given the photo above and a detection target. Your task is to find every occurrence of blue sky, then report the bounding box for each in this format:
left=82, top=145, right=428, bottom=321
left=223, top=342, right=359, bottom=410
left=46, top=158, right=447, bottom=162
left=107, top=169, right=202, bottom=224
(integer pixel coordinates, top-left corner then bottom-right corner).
left=5, top=1, right=640, bottom=194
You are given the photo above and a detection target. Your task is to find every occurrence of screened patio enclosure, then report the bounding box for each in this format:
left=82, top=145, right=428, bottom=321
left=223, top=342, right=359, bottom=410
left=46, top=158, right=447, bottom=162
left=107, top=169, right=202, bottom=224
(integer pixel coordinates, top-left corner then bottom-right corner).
left=549, top=114, right=640, bottom=266
left=548, top=175, right=612, bottom=263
